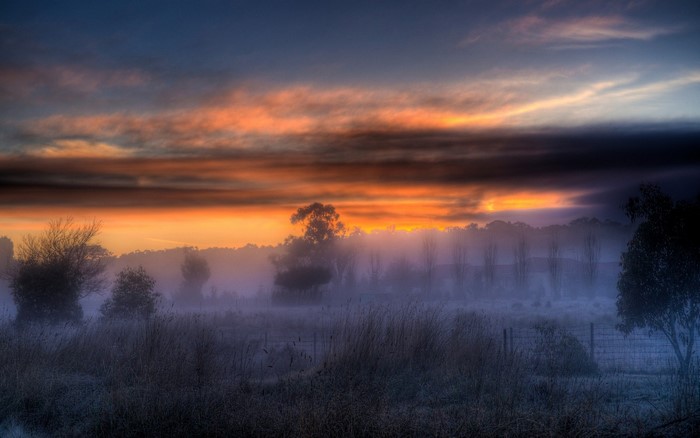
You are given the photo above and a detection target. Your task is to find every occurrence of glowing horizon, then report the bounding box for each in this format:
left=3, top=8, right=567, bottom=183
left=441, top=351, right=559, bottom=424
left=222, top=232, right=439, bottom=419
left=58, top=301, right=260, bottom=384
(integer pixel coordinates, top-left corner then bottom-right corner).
left=1, top=1, right=699, bottom=254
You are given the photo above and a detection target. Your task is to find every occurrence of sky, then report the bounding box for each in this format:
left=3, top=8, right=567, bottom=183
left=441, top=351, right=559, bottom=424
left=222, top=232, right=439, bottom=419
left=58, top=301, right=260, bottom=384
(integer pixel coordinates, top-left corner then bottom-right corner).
left=1, top=0, right=699, bottom=254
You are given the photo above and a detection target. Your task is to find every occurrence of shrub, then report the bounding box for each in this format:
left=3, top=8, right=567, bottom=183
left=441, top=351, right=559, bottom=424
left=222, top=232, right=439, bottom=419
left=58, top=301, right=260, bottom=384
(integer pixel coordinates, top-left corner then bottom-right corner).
left=533, top=322, right=598, bottom=376
left=101, top=266, right=159, bottom=320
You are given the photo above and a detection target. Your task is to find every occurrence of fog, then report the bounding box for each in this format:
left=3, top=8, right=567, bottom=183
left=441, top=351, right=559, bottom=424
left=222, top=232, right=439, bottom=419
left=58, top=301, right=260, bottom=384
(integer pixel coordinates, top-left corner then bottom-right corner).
left=45, top=217, right=630, bottom=316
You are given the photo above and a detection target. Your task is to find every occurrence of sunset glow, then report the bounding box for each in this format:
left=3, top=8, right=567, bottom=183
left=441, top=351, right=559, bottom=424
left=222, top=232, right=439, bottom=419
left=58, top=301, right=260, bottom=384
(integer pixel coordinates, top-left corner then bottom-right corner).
left=1, top=1, right=699, bottom=254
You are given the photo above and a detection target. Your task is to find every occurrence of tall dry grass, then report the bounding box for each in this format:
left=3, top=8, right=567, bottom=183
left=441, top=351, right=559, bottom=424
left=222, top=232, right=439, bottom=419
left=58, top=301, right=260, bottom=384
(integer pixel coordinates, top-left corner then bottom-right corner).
left=0, top=305, right=695, bottom=436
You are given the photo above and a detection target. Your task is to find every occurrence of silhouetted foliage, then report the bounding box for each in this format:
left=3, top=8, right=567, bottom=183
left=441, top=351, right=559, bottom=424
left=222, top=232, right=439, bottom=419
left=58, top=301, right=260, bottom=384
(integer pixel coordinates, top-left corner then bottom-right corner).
left=272, top=203, right=345, bottom=303
left=273, top=265, right=332, bottom=303
left=0, top=236, right=12, bottom=277
left=101, top=266, right=159, bottom=319
left=291, top=202, right=345, bottom=247
left=175, top=250, right=210, bottom=306
left=617, top=184, right=700, bottom=374
left=9, top=218, right=108, bottom=324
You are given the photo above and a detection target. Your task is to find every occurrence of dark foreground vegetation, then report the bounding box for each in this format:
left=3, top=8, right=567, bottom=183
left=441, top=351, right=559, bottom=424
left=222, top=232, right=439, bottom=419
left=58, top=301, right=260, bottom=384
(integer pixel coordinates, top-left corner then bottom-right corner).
left=1, top=306, right=699, bottom=437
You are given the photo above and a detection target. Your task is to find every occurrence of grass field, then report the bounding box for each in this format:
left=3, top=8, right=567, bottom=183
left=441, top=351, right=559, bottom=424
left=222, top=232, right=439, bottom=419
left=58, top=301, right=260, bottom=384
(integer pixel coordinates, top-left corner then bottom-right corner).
left=1, top=303, right=699, bottom=437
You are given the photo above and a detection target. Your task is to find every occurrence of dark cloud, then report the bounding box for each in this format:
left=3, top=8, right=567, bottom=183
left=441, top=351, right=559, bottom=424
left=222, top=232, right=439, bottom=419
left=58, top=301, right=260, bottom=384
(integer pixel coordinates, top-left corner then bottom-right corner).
left=1, top=127, right=698, bottom=222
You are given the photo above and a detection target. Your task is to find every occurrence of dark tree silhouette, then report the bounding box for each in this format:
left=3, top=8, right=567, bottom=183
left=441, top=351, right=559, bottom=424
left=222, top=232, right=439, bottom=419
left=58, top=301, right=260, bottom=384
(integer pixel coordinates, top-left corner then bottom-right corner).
left=101, top=266, right=159, bottom=319
left=9, top=218, right=108, bottom=324
left=272, top=203, right=344, bottom=303
left=617, top=184, right=700, bottom=374
left=0, top=236, right=12, bottom=277
left=273, top=266, right=332, bottom=303
left=547, top=233, right=562, bottom=300
left=368, top=250, right=382, bottom=293
left=291, top=202, right=345, bottom=248
left=421, top=230, right=437, bottom=295
left=175, top=250, right=210, bottom=306
left=513, top=233, right=530, bottom=295
left=483, top=241, right=497, bottom=294
left=451, top=228, right=468, bottom=297
left=582, top=230, right=601, bottom=297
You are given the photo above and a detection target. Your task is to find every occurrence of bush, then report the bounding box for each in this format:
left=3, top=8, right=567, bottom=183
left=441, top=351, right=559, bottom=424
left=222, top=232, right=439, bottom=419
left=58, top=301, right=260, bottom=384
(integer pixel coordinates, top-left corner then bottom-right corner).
left=101, top=266, right=159, bottom=320
left=10, top=218, right=108, bottom=324
left=533, top=322, right=598, bottom=376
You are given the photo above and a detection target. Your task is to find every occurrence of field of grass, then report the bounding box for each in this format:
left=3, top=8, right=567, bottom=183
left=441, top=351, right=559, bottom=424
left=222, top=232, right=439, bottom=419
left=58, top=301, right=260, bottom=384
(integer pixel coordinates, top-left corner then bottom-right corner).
left=1, top=304, right=699, bottom=437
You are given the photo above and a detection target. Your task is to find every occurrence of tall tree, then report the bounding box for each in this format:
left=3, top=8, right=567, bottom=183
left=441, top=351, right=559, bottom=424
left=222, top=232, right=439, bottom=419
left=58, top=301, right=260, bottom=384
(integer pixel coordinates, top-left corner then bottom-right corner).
left=0, top=236, right=13, bottom=277
left=272, top=203, right=343, bottom=303
left=547, top=232, right=563, bottom=300
left=513, top=233, right=530, bottom=295
left=10, top=218, right=108, bottom=324
left=422, top=230, right=438, bottom=295
left=176, top=249, right=210, bottom=307
left=368, top=250, right=382, bottom=293
left=617, top=184, right=700, bottom=374
left=483, top=241, right=497, bottom=295
left=582, top=230, right=601, bottom=297
left=451, top=228, right=469, bottom=298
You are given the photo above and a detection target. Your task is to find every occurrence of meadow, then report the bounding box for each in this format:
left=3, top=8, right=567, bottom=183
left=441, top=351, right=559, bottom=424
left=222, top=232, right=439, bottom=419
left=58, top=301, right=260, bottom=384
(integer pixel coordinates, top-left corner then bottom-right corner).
left=1, top=302, right=698, bottom=437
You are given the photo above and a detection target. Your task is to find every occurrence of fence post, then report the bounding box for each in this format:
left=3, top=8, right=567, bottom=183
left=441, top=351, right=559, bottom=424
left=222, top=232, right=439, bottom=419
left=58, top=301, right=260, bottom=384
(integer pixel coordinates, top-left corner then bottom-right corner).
left=590, top=322, right=595, bottom=362
left=503, top=328, right=508, bottom=358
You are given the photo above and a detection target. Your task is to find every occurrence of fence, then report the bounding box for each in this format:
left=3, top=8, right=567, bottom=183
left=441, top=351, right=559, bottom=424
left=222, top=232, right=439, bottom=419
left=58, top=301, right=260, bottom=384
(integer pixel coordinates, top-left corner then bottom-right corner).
left=504, top=323, right=686, bottom=373
left=221, top=323, right=691, bottom=374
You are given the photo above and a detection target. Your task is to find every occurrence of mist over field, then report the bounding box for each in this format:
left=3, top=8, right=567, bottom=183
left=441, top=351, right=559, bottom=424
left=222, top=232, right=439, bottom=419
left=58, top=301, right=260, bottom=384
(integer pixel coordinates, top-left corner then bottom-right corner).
left=2, top=0, right=700, bottom=436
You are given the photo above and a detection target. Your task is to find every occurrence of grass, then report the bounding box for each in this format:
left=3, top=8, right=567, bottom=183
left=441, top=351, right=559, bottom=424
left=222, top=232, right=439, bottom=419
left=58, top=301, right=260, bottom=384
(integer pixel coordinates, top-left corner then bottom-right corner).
left=0, top=304, right=699, bottom=437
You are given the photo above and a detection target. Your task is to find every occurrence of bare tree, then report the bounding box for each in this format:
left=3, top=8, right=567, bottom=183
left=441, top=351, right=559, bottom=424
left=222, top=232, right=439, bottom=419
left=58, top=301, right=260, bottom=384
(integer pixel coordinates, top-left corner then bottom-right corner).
left=368, top=250, right=382, bottom=293
left=332, top=236, right=359, bottom=294
left=483, top=241, right=497, bottom=294
left=513, top=234, right=530, bottom=295
left=422, top=230, right=438, bottom=295
left=547, top=233, right=562, bottom=300
left=451, top=228, right=468, bottom=297
left=176, top=249, right=211, bottom=306
left=10, top=218, right=109, bottom=324
left=582, top=230, right=601, bottom=297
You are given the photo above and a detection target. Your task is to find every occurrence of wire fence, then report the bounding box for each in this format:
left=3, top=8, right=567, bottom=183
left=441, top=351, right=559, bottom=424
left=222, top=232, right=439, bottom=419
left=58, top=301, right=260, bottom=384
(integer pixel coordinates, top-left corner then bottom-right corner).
left=505, top=323, right=684, bottom=373
left=220, top=323, right=690, bottom=374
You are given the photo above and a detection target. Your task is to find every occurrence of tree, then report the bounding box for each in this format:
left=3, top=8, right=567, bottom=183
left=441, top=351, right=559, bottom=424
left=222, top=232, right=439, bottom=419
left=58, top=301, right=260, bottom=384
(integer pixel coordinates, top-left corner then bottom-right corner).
left=175, top=249, right=210, bottom=306
left=10, top=218, right=108, bottom=324
left=422, top=230, right=438, bottom=295
left=547, top=233, right=563, bottom=300
left=513, top=233, right=530, bottom=295
left=0, top=236, right=13, bottom=277
left=582, top=230, right=601, bottom=297
left=272, top=203, right=344, bottom=303
left=291, top=202, right=345, bottom=251
left=368, top=250, right=382, bottom=293
left=273, top=266, right=332, bottom=303
left=101, top=266, right=159, bottom=319
left=483, top=241, right=497, bottom=294
left=617, top=184, right=700, bottom=374
left=451, top=228, right=469, bottom=298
